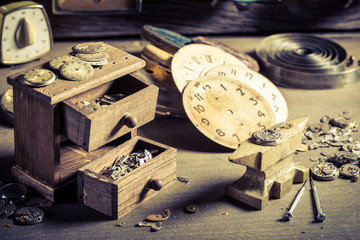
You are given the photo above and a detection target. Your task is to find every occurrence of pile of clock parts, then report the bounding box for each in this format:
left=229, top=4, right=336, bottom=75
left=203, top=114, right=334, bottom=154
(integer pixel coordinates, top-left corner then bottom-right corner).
left=301, top=112, right=360, bottom=181
left=18, top=42, right=109, bottom=87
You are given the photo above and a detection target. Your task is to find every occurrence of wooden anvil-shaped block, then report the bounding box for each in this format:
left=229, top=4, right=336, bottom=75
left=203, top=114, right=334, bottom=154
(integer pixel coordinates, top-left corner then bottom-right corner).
left=226, top=116, right=309, bottom=209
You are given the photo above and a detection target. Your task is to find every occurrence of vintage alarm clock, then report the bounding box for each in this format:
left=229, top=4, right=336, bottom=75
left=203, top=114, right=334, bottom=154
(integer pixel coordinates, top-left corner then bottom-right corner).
left=0, top=1, right=53, bottom=65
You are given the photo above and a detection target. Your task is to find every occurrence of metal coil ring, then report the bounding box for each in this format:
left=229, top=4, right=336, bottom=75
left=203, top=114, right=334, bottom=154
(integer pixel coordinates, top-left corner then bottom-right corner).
left=256, top=33, right=360, bottom=89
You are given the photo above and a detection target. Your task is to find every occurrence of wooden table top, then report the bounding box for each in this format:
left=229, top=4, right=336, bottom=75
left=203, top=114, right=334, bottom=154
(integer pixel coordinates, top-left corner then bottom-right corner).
left=0, top=33, right=359, bottom=239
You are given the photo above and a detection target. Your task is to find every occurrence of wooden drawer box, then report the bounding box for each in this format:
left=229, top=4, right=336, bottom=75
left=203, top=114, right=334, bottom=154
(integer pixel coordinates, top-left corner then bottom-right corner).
left=77, top=136, right=177, bottom=219
left=62, top=74, right=159, bottom=152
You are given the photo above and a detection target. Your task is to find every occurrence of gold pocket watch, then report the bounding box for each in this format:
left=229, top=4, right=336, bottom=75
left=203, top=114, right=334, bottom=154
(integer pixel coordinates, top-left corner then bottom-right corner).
left=0, top=1, right=53, bottom=64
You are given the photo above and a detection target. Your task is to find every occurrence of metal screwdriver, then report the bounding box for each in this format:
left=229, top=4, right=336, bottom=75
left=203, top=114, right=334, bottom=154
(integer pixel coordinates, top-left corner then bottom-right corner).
left=283, top=179, right=308, bottom=221
left=310, top=177, right=326, bottom=222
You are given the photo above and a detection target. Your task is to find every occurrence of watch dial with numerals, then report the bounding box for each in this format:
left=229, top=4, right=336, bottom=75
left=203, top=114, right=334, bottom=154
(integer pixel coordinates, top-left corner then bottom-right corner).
left=0, top=2, right=53, bottom=64
left=171, top=43, right=247, bottom=93
left=182, top=75, right=276, bottom=149
left=205, top=64, right=288, bottom=124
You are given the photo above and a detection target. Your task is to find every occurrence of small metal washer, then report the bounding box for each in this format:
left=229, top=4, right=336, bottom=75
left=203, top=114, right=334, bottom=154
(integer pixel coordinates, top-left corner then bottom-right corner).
left=185, top=204, right=198, bottom=214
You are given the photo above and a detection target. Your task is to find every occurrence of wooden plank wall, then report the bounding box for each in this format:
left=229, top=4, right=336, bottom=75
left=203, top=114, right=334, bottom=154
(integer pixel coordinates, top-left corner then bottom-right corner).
left=5, top=0, right=358, bottom=39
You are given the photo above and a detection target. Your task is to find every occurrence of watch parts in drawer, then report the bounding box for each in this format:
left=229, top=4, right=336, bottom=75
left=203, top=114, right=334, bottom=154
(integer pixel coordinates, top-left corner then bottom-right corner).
left=101, top=149, right=156, bottom=180
left=75, top=92, right=130, bottom=114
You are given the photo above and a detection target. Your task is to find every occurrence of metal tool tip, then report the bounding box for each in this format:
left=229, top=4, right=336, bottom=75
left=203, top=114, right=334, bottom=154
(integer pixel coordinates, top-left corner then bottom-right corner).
left=283, top=212, right=293, bottom=221
left=317, top=213, right=326, bottom=222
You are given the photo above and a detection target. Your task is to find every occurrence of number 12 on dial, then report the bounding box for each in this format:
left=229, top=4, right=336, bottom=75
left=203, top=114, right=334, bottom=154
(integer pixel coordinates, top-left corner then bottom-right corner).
left=182, top=76, right=276, bottom=149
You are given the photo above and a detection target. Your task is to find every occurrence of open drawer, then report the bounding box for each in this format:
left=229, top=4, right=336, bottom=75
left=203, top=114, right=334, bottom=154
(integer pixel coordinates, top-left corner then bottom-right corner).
left=61, top=73, right=159, bottom=152
left=77, top=136, right=177, bottom=219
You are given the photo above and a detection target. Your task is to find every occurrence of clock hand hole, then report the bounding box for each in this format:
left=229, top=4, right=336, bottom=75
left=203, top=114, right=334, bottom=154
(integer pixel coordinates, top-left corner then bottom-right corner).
left=226, top=109, right=233, bottom=115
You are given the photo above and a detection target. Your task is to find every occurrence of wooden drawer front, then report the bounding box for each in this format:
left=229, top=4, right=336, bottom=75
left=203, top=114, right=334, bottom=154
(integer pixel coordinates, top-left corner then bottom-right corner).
left=62, top=74, right=159, bottom=151
left=77, top=136, right=177, bottom=219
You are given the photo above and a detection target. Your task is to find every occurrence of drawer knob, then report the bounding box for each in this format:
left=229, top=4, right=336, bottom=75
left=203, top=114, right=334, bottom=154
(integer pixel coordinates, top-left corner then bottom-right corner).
left=148, top=179, right=162, bottom=191
left=124, top=114, right=137, bottom=128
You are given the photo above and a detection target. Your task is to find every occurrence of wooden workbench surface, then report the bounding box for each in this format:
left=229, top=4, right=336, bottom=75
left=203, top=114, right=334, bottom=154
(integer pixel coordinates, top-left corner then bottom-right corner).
left=1, top=33, right=359, bottom=239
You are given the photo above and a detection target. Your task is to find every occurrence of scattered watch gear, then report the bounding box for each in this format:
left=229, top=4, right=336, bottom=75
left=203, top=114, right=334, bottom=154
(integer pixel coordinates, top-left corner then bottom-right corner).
left=49, top=55, right=80, bottom=70
left=310, top=162, right=340, bottom=181
left=14, top=206, right=44, bottom=225
left=59, top=60, right=94, bottom=81
left=20, top=68, right=57, bottom=87
left=339, top=163, right=360, bottom=178
left=0, top=198, right=15, bottom=218
left=308, top=123, right=331, bottom=133
left=72, top=42, right=106, bottom=54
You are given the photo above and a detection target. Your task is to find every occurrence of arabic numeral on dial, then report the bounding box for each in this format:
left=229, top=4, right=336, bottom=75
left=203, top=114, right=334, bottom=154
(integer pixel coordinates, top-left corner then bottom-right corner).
left=201, top=118, right=210, bottom=125
left=249, top=97, right=258, bottom=105
left=218, top=71, right=226, bottom=77
left=203, top=84, right=211, bottom=91
left=258, top=110, right=266, bottom=117
left=216, top=129, right=225, bottom=137
left=257, top=122, right=266, bottom=130
left=274, top=105, right=279, bottom=112
left=246, top=72, right=253, bottom=80
left=236, top=88, right=245, bottom=96
left=194, top=104, right=205, bottom=114
left=194, top=93, right=203, bottom=101
left=272, top=94, right=276, bottom=100
left=232, top=133, right=240, bottom=142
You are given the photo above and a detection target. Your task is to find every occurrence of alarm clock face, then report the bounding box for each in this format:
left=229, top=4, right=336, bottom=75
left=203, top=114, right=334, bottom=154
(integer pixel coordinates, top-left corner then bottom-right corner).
left=182, top=75, right=276, bottom=149
left=0, top=2, right=53, bottom=64
left=171, top=44, right=248, bottom=93
left=205, top=64, right=288, bottom=124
